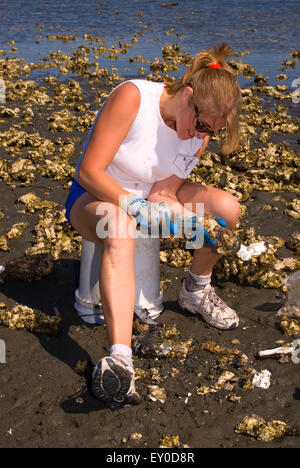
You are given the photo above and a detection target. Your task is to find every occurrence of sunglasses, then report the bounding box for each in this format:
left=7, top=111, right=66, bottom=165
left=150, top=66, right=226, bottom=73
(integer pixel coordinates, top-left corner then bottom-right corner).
left=194, top=104, right=217, bottom=137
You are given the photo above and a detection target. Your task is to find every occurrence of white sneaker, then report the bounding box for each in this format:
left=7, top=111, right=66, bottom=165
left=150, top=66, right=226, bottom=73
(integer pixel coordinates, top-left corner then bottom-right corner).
left=178, top=280, right=239, bottom=330
left=92, top=356, right=140, bottom=410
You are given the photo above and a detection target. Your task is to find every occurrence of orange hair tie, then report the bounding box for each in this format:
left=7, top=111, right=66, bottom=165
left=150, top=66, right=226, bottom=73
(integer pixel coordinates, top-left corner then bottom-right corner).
left=208, top=63, right=221, bottom=69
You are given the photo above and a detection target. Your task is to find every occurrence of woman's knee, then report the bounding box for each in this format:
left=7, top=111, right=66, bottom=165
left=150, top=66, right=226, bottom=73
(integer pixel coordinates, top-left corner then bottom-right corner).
left=96, top=203, right=137, bottom=240
left=214, top=191, right=240, bottom=229
left=101, top=226, right=135, bottom=265
left=70, top=194, right=136, bottom=242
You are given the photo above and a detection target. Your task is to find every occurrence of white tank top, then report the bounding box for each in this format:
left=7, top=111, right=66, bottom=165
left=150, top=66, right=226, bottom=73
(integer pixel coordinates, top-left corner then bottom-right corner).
left=76, top=79, right=203, bottom=199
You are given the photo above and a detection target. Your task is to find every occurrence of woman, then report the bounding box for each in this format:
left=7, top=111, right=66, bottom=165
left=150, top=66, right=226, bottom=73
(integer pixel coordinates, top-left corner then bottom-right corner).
left=65, top=43, right=242, bottom=409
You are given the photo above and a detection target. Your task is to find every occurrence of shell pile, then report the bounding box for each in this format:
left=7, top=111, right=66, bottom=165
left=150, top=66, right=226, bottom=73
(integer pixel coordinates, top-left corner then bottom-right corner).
left=235, top=415, right=295, bottom=442
left=132, top=323, right=194, bottom=359
left=0, top=302, right=61, bottom=335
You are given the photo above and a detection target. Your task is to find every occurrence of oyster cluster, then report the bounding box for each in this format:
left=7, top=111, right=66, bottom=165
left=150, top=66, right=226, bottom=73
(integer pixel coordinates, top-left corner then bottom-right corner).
left=0, top=127, right=78, bottom=185
left=0, top=128, right=55, bottom=157
left=0, top=254, right=53, bottom=283
left=213, top=230, right=300, bottom=290
left=280, top=316, right=300, bottom=336
left=0, top=222, right=28, bottom=251
left=197, top=370, right=236, bottom=396
left=74, top=360, right=88, bottom=375
left=4, top=79, right=52, bottom=105
left=161, top=221, right=300, bottom=290
left=147, top=385, right=167, bottom=404
left=0, top=157, right=36, bottom=186
left=287, top=232, right=300, bottom=255
left=160, top=247, right=192, bottom=268
left=190, top=142, right=299, bottom=204
left=159, top=435, right=181, bottom=448
left=132, top=323, right=194, bottom=359
left=25, top=208, right=81, bottom=260
left=235, top=415, right=295, bottom=442
left=150, top=43, right=191, bottom=76
left=0, top=302, right=61, bottom=335
left=18, top=192, right=58, bottom=214
left=284, top=198, right=300, bottom=219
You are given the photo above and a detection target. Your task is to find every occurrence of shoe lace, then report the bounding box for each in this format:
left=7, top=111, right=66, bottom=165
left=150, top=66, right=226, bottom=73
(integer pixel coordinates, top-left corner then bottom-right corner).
left=201, top=285, right=227, bottom=312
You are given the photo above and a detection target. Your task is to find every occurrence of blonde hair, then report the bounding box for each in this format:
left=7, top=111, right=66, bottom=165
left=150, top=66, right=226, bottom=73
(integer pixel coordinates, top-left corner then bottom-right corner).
left=165, top=43, right=242, bottom=154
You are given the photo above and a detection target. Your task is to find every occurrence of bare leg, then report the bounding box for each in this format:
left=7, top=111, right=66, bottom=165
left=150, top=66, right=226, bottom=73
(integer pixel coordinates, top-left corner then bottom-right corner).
left=99, top=237, right=135, bottom=347
left=174, top=182, right=241, bottom=330
left=176, top=182, right=241, bottom=274
left=70, top=192, right=136, bottom=347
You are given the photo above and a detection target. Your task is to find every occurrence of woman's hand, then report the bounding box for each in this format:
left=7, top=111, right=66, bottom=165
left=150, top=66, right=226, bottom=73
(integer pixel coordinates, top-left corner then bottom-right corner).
left=147, top=176, right=228, bottom=249
left=120, top=193, right=178, bottom=235
left=195, top=135, right=210, bottom=159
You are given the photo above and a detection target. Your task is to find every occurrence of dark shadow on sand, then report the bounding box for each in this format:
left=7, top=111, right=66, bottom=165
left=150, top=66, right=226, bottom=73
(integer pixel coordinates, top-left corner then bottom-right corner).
left=0, top=258, right=107, bottom=413
left=293, top=388, right=300, bottom=401
left=254, top=302, right=283, bottom=312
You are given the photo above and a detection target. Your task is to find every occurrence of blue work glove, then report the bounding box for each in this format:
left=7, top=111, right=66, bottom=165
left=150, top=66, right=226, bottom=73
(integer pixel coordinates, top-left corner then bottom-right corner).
left=204, top=217, right=227, bottom=248
left=120, top=194, right=177, bottom=235
left=176, top=214, right=227, bottom=249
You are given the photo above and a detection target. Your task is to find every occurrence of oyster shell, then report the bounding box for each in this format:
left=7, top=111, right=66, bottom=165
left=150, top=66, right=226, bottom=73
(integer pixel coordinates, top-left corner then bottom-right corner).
left=0, top=236, right=9, bottom=252
left=132, top=324, right=194, bottom=359
left=48, top=109, right=76, bottom=132
left=6, top=222, right=28, bottom=240
left=284, top=199, right=300, bottom=219
left=159, top=435, right=180, bottom=448
left=201, top=340, right=248, bottom=366
left=147, top=385, right=167, bottom=404
left=287, top=232, right=300, bottom=255
left=235, top=415, right=294, bottom=441
left=18, top=193, right=58, bottom=214
left=0, top=254, right=53, bottom=282
left=25, top=208, right=81, bottom=260
left=280, top=316, right=300, bottom=336
left=0, top=303, right=61, bottom=335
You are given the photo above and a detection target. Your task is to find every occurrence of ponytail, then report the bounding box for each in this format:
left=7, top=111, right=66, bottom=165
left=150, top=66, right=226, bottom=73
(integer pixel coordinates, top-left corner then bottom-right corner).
left=165, top=43, right=242, bottom=154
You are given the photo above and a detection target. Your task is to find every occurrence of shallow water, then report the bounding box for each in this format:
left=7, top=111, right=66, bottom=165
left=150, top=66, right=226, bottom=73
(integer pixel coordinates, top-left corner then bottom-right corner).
left=0, top=0, right=300, bottom=87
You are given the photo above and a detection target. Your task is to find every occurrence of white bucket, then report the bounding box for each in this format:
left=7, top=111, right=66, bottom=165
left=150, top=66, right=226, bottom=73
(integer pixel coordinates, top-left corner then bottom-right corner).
left=74, top=237, right=163, bottom=325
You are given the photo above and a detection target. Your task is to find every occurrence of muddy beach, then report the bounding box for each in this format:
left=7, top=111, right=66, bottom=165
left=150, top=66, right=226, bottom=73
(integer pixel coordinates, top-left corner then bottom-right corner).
left=0, top=4, right=300, bottom=449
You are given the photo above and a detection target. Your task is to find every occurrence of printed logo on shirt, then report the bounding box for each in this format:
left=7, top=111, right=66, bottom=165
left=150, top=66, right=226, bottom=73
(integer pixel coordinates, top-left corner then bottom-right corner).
left=172, top=153, right=199, bottom=179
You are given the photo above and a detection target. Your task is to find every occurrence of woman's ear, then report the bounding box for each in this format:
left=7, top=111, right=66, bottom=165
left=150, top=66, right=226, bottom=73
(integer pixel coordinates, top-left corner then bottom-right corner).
left=182, top=85, right=194, bottom=104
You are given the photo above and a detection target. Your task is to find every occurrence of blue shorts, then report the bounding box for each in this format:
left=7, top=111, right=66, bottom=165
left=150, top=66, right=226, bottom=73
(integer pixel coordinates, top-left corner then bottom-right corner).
left=65, top=179, right=87, bottom=224
left=65, top=107, right=104, bottom=225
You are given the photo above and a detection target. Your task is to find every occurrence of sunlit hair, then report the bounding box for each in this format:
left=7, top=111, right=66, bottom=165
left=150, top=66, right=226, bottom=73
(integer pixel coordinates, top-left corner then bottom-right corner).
left=165, top=43, right=242, bottom=154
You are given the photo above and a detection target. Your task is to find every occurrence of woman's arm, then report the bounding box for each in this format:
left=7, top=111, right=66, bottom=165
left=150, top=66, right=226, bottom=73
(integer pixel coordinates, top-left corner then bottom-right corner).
left=77, top=82, right=141, bottom=206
